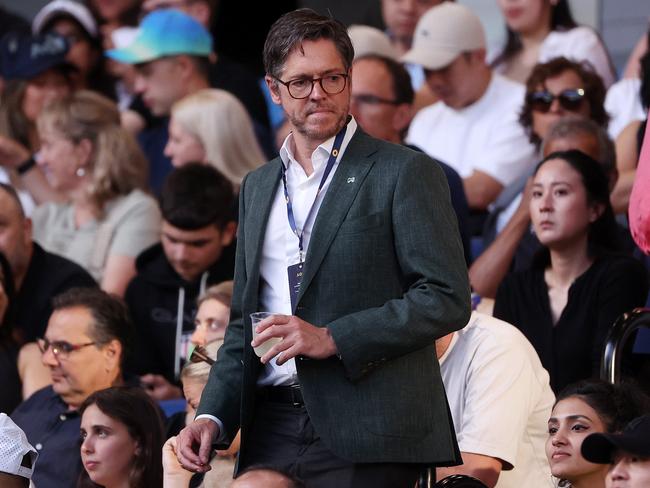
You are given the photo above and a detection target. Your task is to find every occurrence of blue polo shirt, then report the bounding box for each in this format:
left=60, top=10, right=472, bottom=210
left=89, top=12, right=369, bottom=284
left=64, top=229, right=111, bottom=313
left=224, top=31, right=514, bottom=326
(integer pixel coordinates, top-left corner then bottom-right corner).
left=11, top=386, right=83, bottom=488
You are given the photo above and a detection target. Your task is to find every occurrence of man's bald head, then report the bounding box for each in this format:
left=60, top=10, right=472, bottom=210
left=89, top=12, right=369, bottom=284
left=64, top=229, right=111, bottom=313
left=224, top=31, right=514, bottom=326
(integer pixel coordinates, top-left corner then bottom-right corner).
left=0, top=184, right=32, bottom=287
left=0, top=184, right=25, bottom=220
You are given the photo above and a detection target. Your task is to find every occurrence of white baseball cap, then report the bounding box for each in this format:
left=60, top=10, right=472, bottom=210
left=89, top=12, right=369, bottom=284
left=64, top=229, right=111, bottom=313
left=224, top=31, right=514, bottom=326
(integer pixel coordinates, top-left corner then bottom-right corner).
left=348, top=25, right=398, bottom=61
left=32, top=0, right=99, bottom=39
left=0, top=413, right=38, bottom=480
left=402, top=2, right=486, bottom=70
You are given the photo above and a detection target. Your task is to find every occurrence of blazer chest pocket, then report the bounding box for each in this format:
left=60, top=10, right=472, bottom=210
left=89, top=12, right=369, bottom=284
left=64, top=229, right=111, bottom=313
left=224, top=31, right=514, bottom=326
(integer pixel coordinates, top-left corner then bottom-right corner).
left=338, top=212, right=385, bottom=235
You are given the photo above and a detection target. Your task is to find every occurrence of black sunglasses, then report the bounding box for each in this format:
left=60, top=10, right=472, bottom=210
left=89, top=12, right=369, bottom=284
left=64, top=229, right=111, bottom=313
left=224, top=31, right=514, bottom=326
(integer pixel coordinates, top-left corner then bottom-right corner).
left=528, top=88, right=586, bottom=113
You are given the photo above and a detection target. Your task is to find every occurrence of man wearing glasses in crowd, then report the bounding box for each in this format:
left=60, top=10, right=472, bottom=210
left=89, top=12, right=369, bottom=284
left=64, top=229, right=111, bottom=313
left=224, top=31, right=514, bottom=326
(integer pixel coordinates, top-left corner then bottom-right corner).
left=11, top=288, right=132, bottom=488
left=176, top=8, right=469, bottom=488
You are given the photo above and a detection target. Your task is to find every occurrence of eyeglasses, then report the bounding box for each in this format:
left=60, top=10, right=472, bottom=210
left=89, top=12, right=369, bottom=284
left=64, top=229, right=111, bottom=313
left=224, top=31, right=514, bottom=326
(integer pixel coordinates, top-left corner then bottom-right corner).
left=188, top=345, right=215, bottom=366
left=275, top=73, right=349, bottom=99
left=37, top=338, right=96, bottom=359
left=351, top=94, right=401, bottom=106
left=528, top=88, right=586, bottom=113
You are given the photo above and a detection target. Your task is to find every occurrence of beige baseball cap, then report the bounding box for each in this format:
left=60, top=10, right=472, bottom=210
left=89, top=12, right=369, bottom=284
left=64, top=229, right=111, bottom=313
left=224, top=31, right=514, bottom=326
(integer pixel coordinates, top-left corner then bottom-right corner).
left=348, top=25, right=398, bottom=61
left=402, top=2, right=486, bottom=70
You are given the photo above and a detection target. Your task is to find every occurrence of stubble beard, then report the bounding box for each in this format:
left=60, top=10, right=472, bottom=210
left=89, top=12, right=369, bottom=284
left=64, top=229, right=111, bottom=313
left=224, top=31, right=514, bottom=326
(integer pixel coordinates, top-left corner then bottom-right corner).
left=290, top=100, right=350, bottom=143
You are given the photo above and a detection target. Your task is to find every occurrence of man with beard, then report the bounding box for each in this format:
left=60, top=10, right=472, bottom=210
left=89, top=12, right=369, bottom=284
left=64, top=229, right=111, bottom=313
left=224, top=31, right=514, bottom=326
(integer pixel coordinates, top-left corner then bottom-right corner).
left=176, top=8, right=470, bottom=488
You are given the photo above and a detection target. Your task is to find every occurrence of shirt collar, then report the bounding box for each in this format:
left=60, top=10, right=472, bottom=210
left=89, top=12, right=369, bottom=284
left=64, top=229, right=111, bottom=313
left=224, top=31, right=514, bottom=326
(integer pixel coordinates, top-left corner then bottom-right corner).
left=279, top=116, right=358, bottom=171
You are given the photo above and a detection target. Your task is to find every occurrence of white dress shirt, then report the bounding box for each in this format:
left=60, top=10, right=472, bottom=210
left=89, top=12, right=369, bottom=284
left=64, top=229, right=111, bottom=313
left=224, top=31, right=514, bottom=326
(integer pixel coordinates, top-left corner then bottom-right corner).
left=257, top=117, right=357, bottom=386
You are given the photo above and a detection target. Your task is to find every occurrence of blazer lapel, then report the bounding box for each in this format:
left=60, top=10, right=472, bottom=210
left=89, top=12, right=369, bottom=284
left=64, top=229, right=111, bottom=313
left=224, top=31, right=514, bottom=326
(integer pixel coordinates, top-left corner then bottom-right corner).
left=297, top=131, right=378, bottom=304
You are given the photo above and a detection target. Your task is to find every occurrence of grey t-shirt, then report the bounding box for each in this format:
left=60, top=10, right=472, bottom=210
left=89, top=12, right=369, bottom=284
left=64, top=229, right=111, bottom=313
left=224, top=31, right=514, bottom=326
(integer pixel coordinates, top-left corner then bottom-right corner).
left=32, top=189, right=161, bottom=283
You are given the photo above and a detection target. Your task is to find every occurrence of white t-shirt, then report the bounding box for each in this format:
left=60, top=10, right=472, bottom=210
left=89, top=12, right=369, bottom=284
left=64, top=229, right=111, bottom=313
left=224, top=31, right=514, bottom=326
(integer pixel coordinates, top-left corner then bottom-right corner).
left=539, top=27, right=615, bottom=88
left=440, top=312, right=555, bottom=488
left=406, top=73, right=536, bottom=187
left=605, top=78, right=646, bottom=139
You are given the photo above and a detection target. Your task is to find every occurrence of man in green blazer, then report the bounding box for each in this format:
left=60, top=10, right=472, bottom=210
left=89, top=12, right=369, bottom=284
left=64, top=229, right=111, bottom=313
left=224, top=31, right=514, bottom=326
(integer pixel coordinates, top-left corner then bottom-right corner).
left=176, top=8, right=470, bottom=487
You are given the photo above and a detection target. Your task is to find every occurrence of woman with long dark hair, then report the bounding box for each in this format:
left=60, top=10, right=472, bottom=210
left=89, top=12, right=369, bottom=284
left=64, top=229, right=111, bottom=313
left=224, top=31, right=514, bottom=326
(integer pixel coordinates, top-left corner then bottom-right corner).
left=492, top=0, right=615, bottom=87
left=78, top=386, right=164, bottom=488
left=493, top=150, right=648, bottom=392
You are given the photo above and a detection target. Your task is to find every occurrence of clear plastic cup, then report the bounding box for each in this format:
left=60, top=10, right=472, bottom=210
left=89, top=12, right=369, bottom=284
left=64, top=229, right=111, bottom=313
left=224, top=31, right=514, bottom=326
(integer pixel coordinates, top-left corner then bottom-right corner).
left=250, top=312, right=282, bottom=358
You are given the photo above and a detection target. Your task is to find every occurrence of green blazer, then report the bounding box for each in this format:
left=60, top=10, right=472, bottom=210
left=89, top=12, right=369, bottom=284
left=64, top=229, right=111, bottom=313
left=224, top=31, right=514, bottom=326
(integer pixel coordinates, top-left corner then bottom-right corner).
left=197, top=129, right=471, bottom=467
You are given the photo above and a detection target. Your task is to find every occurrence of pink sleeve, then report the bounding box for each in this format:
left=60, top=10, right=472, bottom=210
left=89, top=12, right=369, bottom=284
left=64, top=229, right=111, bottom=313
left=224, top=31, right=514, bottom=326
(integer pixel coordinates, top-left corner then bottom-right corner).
left=629, top=109, right=650, bottom=254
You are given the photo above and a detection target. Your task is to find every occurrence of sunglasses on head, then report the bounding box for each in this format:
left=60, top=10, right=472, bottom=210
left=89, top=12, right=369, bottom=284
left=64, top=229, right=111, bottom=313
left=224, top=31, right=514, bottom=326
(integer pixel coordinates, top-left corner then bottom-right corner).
left=528, top=88, right=586, bottom=113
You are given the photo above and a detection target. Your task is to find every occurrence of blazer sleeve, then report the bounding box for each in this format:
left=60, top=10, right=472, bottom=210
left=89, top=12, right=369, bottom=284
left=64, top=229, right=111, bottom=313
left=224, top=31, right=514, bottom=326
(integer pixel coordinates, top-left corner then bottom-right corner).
left=195, top=174, right=249, bottom=440
left=328, top=152, right=471, bottom=382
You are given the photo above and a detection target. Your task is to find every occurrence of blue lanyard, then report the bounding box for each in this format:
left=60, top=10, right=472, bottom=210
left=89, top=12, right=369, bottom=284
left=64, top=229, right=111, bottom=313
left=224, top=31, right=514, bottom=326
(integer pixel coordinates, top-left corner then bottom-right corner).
left=281, top=125, right=347, bottom=263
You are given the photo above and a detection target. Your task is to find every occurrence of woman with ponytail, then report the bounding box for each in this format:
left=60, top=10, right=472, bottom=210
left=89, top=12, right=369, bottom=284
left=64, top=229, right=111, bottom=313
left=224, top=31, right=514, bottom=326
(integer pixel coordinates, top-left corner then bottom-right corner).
left=545, top=379, right=649, bottom=488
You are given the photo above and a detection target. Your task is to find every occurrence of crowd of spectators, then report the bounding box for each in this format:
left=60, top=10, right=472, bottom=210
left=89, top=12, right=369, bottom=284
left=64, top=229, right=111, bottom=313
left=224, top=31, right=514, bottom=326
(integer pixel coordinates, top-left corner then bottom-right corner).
left=0, top=0, right=649, bottom=487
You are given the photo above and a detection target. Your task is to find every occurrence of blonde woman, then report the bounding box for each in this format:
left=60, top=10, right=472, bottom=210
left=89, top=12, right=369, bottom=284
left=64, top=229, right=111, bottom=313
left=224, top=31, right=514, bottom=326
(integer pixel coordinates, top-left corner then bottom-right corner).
left=165, top=89, right=265, bottom=188
left=32, top=90, right=161, bottom=295
left=163, top=341, right=238, bottom=488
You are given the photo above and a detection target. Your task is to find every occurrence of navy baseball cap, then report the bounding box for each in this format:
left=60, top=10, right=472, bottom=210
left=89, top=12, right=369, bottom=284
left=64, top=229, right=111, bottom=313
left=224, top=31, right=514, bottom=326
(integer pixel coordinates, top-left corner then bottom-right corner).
left=582, top=414, right=650, bottom=464
left=105, top=9, right=212, bottom=65
left=0, top=31, right=73, bottom=80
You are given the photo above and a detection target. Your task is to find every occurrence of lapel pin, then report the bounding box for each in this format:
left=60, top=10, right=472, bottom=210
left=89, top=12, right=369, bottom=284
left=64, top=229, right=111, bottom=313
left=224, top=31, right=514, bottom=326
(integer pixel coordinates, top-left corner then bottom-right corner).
left=347, top=177, right=356, bottom=184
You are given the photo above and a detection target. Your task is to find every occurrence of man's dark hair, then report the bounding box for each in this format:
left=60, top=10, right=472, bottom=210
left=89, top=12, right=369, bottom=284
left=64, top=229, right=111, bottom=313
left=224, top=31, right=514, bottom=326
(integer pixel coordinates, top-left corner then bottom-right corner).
left=0, top=182, right=25, bottom=218
left=159, top=163, right=235, bottom=230
left=52, top=287, right=133, bottom=365
left=263, top=8, right=354, bottom=80
left=519, top=56, right=609, bottom=148
left=235, top=464, right=306, bottom=488
left=356, top=54, right=414, bottom=105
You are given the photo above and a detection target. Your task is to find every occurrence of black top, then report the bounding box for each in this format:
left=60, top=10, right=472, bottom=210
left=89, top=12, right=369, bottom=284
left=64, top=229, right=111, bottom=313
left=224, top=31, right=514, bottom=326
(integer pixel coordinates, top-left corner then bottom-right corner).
left=0, top=339, right=21, bottom=413
left=125, top=242, right=235, bottom=382
left=494, top=253, right=649, bottom=393
left=14, top=243, right=97, bottom=343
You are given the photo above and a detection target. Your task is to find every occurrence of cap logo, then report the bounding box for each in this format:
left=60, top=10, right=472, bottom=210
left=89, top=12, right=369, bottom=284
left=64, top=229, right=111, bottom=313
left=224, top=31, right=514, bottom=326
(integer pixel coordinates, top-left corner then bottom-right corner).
left=31, top=35, right=65, bottom=60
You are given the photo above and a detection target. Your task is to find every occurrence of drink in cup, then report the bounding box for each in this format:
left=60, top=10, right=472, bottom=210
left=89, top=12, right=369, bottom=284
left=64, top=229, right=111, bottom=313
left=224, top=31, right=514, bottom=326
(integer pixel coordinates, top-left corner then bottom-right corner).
left=250, top=312, right=282, bottom=358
